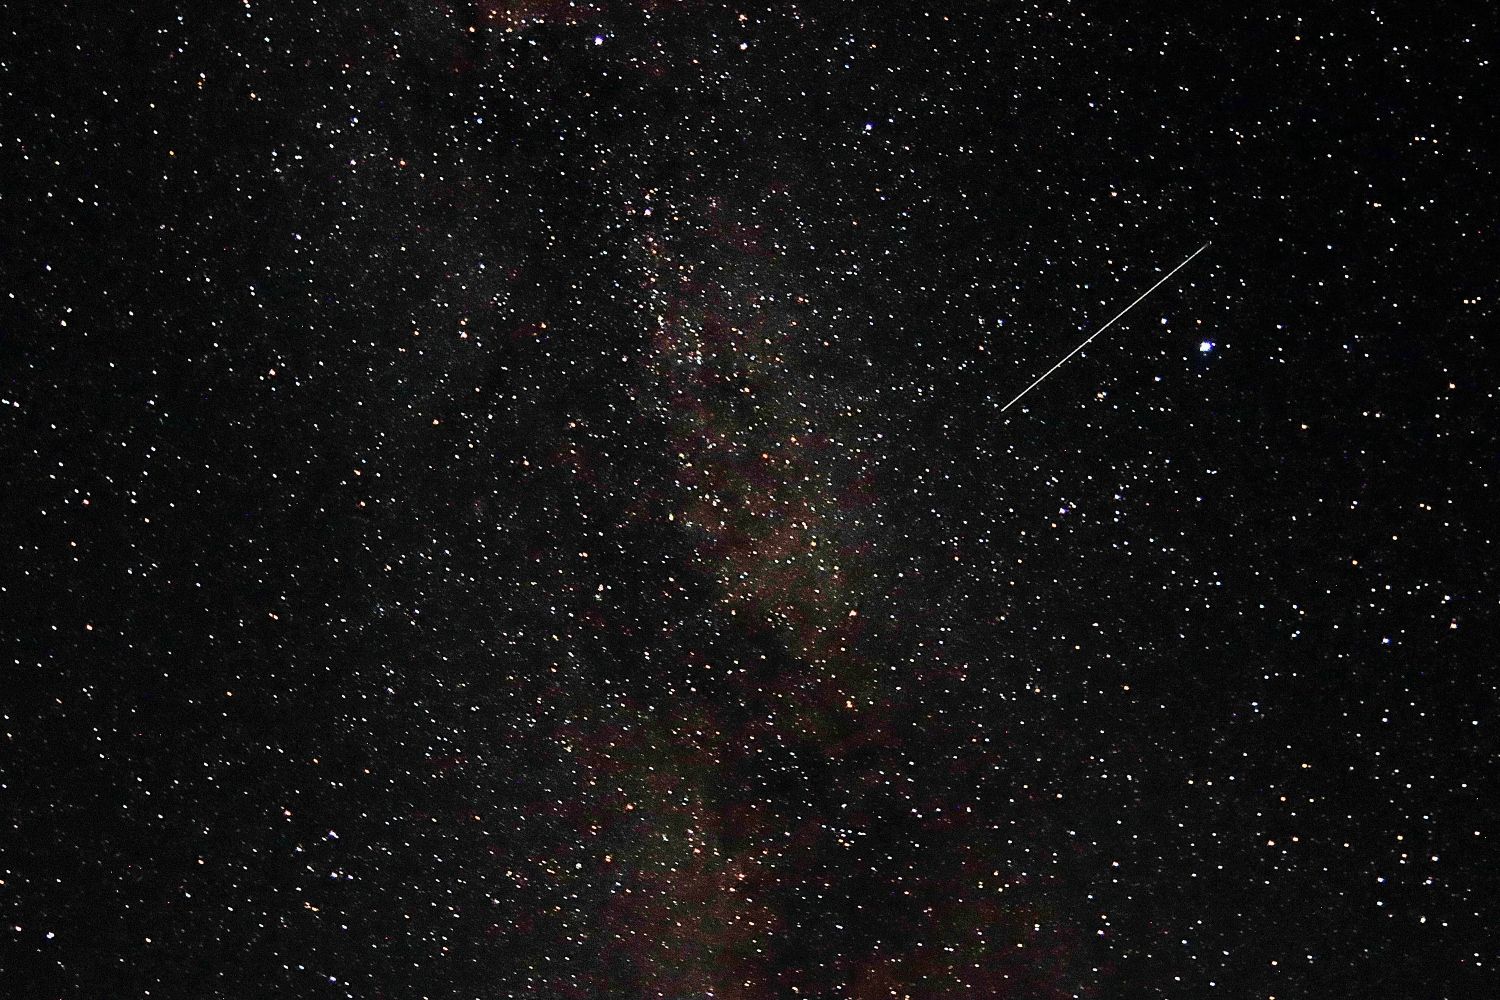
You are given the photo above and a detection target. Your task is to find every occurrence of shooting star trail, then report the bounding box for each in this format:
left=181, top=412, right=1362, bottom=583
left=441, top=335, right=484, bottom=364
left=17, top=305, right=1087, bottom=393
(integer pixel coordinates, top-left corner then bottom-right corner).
left=999, top=241, right=1211, bottom=413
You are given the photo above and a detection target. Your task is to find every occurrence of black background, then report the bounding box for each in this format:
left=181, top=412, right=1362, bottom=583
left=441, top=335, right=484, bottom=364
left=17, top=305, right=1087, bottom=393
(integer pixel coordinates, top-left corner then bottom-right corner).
left=4, top=2, right=1496, bottom=997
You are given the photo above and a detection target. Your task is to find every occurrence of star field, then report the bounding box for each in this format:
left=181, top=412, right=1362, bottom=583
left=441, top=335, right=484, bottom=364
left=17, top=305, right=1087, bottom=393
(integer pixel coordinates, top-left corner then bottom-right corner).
left=3, top=3, right=1497, bottom=998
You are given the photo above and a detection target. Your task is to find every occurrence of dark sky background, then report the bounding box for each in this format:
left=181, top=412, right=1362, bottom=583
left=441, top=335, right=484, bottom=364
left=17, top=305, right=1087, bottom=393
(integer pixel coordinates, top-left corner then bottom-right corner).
left=4, top=3, right=1497, bottom=998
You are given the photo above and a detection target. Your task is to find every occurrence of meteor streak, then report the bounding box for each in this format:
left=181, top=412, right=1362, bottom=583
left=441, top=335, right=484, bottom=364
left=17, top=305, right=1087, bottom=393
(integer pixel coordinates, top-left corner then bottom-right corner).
left=1000, top=242, right=1211, bottom=413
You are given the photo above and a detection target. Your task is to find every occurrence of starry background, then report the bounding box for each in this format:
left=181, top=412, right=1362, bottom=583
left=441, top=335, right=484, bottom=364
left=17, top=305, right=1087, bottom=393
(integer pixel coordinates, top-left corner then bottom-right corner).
left=3, top=3, right=1497, bottom=998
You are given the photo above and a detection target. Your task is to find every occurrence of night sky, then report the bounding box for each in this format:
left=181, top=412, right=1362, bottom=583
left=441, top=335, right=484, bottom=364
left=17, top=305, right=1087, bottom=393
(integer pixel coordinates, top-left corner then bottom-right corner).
left=4, top=3, right=1497, bottom=998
